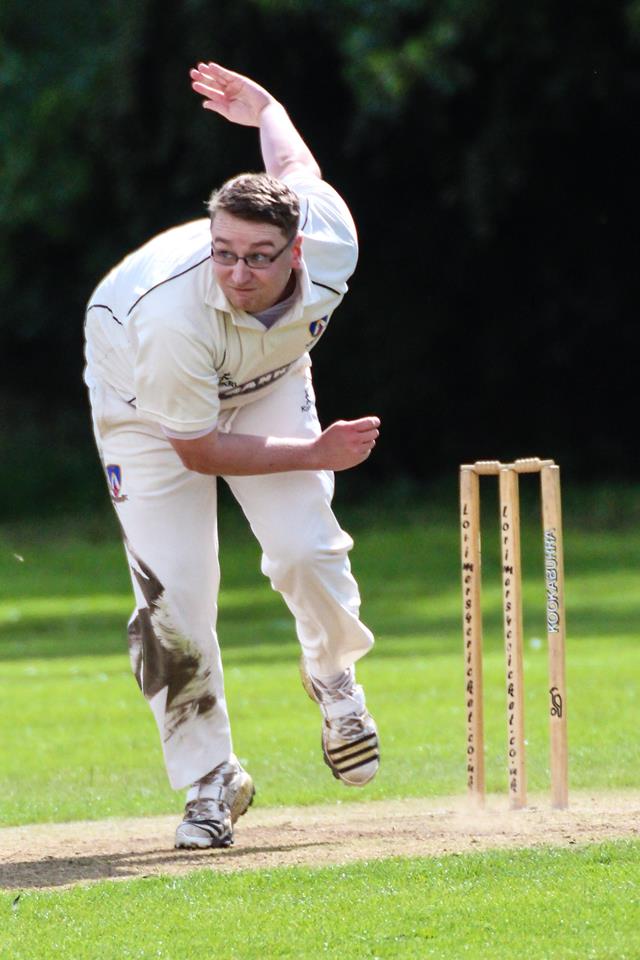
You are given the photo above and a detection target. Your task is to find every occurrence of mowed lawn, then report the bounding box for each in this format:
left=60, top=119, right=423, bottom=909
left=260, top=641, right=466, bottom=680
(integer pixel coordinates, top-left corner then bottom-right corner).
left=3, top=843, right=640, bottom=959
left=1, top=486, right=639, bottom=823
left=1, top=484, right=639, bottom=958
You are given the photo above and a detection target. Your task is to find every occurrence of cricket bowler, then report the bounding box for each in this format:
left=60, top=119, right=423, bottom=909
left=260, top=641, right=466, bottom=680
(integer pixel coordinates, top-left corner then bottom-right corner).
left=84, top=61, right=380, bottom=848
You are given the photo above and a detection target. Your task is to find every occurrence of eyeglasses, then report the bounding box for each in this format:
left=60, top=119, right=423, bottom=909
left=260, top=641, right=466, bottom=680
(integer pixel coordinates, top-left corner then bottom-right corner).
left=210, top=234, right=295, bottom=270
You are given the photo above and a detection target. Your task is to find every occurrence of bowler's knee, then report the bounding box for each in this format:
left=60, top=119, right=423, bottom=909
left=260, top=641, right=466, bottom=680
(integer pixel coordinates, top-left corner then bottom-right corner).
left=261, top=528, right=354, bottom=587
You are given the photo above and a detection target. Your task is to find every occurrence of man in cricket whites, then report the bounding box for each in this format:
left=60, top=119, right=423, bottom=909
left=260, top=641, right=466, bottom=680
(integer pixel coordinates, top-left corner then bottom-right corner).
left=84, top=61, right=380, bottom=849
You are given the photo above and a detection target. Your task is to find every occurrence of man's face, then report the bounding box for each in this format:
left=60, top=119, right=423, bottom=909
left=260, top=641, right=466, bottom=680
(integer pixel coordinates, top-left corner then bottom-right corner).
left=210, top=211, right=302, bottom=315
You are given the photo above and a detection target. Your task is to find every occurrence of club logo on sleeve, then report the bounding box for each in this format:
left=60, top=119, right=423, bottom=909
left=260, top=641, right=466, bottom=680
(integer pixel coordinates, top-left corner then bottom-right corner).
left=106, top=464, right=128, bottom=503
left=308, top=316, right=329, bottom=338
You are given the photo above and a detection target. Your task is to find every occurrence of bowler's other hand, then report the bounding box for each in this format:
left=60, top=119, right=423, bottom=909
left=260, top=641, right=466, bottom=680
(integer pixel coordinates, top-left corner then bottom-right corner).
left=190, top=62, right=274, bottom=127
left=314, top=417, right=381, bottom=471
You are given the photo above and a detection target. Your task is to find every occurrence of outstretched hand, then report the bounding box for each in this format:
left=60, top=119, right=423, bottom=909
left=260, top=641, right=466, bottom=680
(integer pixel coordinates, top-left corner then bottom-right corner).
left=190, top=62, right=274, bottom=127
left=313, top=417, right=381, bottom=471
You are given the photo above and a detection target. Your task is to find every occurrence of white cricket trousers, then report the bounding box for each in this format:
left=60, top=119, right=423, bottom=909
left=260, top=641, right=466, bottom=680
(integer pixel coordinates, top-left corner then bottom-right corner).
left=89, top=366, right=374, bottom=790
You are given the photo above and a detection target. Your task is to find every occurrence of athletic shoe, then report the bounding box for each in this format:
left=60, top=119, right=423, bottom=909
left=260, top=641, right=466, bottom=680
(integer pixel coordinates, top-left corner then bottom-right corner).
left=175, top=757, right=255, bottom=849
left=300, top=658, right=380, bottom=786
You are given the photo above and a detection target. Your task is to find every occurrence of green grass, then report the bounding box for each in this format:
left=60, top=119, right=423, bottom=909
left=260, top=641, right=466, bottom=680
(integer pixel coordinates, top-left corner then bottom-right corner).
left=1, top=490, right=640, bottom=824
left=1, top=841, right=639, bottom=959
left=1, top=487, right=639, bottom=958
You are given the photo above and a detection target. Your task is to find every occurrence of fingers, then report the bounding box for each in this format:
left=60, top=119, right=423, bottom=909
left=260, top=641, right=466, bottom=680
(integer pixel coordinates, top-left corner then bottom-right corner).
left=191, top=62, right=243, bottom=98
left=316, top=416, right=381, bottom=471
left=191, top=82, right=223, bottom=103
left=190, top=63, right=232, bottom=97
left=190, top=76, right=222, bottom=108
left=347, top=417, right=380, bottom=448
left=190, top=65, right=230, bottom=94
left=190, top=61, right=271, bottom=127
left=351, top=416, right=380, bottom=433
left=342, top=417, right=381, bottom=455
left=192, top=62, right=236, bottom=85
left=333, top=416, right=380, bottom=432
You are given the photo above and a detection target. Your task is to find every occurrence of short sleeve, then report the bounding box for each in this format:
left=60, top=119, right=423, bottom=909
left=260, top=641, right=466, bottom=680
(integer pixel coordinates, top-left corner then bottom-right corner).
left=283, top=173, right=358, bottom=289
left=132, top=314, right=220, bottom=433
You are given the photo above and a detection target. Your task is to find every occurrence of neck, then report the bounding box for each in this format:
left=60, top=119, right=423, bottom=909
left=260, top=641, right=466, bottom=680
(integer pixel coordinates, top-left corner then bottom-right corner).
left=274, top=271, right=296, bottom=305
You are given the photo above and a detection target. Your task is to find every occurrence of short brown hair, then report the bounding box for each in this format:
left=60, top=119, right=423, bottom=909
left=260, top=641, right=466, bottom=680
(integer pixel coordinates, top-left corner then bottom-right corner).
left=207, top=173, right=300, bottom=238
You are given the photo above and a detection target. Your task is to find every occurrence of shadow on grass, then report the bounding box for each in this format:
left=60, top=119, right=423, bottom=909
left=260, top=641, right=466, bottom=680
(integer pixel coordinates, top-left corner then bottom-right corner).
left=2, top=505, right=639, bottom=663
left=0, top=838, right=333, bottom=891
left=1, top=602, right=638, bottom=664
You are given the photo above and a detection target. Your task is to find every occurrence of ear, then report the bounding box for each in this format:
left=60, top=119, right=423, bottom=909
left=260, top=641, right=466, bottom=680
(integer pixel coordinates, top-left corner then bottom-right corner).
left=291, top=235, right=303, bottom=269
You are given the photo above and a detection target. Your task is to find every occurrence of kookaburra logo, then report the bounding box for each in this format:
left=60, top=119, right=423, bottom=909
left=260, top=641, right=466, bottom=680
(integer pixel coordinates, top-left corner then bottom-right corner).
left=550, top=686, right=563, bottom=718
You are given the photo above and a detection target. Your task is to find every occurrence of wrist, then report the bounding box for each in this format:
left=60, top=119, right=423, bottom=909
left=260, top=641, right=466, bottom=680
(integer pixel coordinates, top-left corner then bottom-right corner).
left=258, top=98, right=286, bottom=125
left=303, top=436, right=321, bottom=471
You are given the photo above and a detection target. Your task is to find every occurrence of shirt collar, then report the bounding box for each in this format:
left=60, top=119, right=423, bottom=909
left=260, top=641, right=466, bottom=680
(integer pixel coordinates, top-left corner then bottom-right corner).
left=204, top=264, right=313, bottom=325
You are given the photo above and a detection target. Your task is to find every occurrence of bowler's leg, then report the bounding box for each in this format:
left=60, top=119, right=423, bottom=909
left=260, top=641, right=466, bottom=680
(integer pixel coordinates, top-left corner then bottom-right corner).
left=224, top=369, right=374, bottom=676
left=90, top=383, right=232, bottom=791
left=224, top=369, right=379, bottom=785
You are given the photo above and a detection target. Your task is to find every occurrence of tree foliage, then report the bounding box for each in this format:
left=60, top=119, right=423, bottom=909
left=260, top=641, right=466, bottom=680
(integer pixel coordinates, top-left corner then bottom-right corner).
left=1, top=0, right=638, bottom=499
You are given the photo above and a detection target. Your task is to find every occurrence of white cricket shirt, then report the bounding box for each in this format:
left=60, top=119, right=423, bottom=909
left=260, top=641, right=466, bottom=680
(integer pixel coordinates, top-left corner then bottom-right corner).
left=84, top=174, right=357, bottom=435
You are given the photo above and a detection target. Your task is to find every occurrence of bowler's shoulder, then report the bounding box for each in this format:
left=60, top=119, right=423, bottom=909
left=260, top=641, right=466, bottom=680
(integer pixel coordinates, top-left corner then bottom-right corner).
left=122, top=219, right=211, bottom=288
left=283, top=174, right=355, bottom=237
left=111, top=219, right=212, bottom=320
left=284, top=174, right=358, bottom=289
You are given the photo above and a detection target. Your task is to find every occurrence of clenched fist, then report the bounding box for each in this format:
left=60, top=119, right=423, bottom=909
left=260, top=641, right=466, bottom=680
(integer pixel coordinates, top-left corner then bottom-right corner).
left=311, top=417, right=381, bottom=471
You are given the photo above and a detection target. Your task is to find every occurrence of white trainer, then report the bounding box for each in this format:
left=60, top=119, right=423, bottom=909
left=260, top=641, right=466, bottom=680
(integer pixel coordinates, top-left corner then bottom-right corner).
left=300, top=659, right=380, bottom=786
left=175, top=756, right=255, bottom=849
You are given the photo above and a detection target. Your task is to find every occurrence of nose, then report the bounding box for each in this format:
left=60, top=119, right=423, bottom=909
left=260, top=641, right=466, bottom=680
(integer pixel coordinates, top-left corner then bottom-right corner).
left=231, top=258, right=251, bottom=283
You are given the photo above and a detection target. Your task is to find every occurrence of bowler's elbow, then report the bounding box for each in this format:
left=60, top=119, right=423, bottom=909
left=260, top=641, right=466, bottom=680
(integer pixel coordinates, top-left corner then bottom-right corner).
left=168, top=429, right=221, bottom=475
left=278, top=158, right=322, bottom=180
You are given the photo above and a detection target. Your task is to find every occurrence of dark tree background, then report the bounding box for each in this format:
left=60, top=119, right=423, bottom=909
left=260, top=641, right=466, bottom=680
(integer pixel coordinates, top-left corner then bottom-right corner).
left=1, top=0, right=638, bottom=518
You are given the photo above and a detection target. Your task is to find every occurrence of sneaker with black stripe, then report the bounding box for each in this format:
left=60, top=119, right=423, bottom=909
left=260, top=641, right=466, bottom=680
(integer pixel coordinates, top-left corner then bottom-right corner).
left=175, top=756, right=255, bottom=849
left=300, top=659, right=380, bottom=786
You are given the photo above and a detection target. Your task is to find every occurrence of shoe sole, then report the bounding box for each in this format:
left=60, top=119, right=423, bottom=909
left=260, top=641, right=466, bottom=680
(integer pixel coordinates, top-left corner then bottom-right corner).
left=175, top=829, right=234, bottom=850
left=175, top=773, right=256, bottom=850
left=230, top=772, right=256, bottom=824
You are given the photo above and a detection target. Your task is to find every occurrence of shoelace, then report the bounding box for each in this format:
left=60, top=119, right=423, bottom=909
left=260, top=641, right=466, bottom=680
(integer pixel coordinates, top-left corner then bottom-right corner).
left=312, top=670, right=372, bottom=741
left=333, top=711, right=369, bottom=740
left=312, top=668, right=357, bottom=703
left=184, top=796, right=228, bottom=821
left=187, top=760, right=239, bottom=814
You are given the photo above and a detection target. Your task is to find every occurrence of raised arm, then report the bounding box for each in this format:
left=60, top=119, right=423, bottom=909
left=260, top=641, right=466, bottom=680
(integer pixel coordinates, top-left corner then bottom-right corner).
left=190, top=61, right=321, bottom=180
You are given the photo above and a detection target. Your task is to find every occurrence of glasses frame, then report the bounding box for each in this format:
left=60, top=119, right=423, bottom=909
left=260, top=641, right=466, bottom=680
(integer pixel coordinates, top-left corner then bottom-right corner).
left=210, top=234, right=296, bottom=270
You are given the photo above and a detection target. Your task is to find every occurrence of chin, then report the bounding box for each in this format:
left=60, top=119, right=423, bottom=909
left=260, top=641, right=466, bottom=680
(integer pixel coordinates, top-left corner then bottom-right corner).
left=228, top=291, right=260, bottom=312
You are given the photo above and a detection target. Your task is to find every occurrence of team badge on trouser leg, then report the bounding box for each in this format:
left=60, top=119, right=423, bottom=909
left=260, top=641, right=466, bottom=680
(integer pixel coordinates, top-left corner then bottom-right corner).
left=175, top=756, right=255, bottom=849
left=300, top=658, right=380, bottom=786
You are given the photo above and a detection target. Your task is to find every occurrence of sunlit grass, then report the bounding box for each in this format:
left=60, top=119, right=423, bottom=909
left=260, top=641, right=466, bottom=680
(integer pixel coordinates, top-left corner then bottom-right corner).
left=1, top=494, right=639, bottom=824
left=2, top=842, right=639, bottom=959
